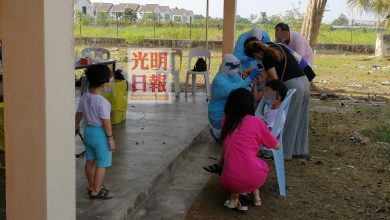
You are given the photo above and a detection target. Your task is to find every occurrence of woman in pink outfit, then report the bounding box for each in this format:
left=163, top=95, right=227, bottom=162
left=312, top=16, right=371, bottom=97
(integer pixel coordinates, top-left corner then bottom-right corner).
left=218, top=88, right=279, bottom=210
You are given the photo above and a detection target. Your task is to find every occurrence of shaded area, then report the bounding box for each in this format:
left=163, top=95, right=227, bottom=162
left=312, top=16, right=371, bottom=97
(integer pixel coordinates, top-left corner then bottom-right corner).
left=185, top=101, right=390, bottom=220
left=0, top=166, right=4, bottom=219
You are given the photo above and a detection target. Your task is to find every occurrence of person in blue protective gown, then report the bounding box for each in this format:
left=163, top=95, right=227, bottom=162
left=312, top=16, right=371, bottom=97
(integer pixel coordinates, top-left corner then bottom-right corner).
left=208, top=54, right=261, bottom=142
left=233, top=26, right=271, bottom=73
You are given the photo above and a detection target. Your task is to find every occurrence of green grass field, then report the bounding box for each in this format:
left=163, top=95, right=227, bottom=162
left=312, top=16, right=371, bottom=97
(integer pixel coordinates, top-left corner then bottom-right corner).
left=74, top=24, right=390, bottom=45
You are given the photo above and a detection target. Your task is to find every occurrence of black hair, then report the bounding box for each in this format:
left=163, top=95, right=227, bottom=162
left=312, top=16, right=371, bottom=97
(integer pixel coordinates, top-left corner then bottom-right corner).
left=265, top=80, right=288, bottom=101
left=244, top=36, right=260, bottom=50
left=244, top=40, right=262, bottom=59
left=85, top=64, right=111, bottom=88
left=245, top=41, right=284, bottom=62
left=221, top=88, right=254, bottom=141
left=275, top=23, right=290, bottom=32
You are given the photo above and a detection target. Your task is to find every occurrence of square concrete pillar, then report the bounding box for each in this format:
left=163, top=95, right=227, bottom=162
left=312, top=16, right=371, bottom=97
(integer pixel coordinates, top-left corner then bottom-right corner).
left=1, top=0, right=75, bottom=219
left=222, top=0, right=237, bottom=56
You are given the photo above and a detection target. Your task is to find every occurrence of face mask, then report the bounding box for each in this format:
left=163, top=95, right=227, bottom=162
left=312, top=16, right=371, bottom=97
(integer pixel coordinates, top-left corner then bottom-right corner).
left=102, top=78, right=115, bottom=94
left=263, top=98, right=272, bottom=107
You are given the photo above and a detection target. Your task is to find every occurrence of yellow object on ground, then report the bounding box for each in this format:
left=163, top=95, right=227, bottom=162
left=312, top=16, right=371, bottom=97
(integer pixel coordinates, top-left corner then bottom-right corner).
left=102, top=80, right=128, bottom=124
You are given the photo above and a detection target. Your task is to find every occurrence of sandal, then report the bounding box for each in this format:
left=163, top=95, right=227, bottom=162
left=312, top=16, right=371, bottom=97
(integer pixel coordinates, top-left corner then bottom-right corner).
left=253, top=199, right=262, bottom=207
left=224, top=200, right=248, bottom=211
left=203, top=164, right=222, bottom=175
left=90, top=189, right=113, bottom=200
left=87, top=185, right=110, bottom=195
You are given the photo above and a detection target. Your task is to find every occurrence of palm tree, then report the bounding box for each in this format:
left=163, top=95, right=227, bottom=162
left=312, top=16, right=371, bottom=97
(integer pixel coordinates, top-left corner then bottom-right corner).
left=301, top=0, right=328, bottom=48
left=347, top=0, right=390, bottom=26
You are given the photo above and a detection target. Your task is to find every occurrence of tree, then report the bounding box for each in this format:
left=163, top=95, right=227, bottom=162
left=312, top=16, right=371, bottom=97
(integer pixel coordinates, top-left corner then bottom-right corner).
left=236, top=15, right=252, bottom=25
left=268, top=14, right=283, bottom=26
left=347, top=0, right=390, bottom=27
left=249, top=14, right=258, bottom=23
left=331, top=14, right=349, bottom=26
left=122, top=8, right=137, bottom=22
left=259, top=12, right=268, bottom=24
left=301, top=0, right=328, bottom=49
left=96, top=11, right=112, bottom=26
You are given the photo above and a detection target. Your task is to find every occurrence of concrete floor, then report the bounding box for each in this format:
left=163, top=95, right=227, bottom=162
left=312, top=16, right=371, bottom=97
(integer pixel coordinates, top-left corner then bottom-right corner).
left=75, top=91, right=210, bottom=220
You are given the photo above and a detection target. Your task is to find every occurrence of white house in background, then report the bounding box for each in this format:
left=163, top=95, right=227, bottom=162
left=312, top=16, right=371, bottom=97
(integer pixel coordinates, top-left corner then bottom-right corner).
left=186, top=10, right=194, bottom=24
left=137, top=4, right=160, bottom=20
left=159, top=6, right=172, bottom=22
left=92, top=2, right=113, bottom=16
left=172, top=8, right=188, bottom=23
left=111, top=3, right=140, bottom=19
left=74, top=0, right=93, bottom=16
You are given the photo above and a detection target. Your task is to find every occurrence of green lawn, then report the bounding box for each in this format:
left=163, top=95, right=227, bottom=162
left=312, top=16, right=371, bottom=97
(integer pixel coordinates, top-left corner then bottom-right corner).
left=75, top=24, right=390, bottom=45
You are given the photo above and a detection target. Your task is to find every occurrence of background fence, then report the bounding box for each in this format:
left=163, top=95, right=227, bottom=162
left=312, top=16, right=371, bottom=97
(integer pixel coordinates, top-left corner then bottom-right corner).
left=74, top=16, right=390, bottom=45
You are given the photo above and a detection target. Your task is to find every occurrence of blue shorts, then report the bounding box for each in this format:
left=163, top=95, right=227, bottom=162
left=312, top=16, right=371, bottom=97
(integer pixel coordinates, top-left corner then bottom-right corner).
left=84, top=125, right=112, bottom=168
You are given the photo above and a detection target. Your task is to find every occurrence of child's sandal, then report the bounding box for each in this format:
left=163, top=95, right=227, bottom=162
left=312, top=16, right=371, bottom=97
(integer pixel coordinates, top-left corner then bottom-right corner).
left=87, top=185, right=110, bottom=195
left=90, top=189, right=113, bottom=200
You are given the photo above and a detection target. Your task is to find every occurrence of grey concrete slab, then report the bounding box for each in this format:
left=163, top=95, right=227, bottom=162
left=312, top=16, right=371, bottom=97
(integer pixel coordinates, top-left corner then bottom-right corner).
left=75, top=90, right=210, bottom=220
left=130, top=129, right=221, bottom=220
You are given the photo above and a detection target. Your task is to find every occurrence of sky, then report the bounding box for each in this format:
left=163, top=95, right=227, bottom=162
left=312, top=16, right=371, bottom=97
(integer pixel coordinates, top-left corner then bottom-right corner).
left=98, top=0, right=377, bottom=24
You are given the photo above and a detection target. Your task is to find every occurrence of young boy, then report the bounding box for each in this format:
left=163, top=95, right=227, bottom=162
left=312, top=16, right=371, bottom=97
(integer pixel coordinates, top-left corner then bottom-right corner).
left=75, top=64, right=115, bottom=200
left=254, top=79, right=288, bottom=159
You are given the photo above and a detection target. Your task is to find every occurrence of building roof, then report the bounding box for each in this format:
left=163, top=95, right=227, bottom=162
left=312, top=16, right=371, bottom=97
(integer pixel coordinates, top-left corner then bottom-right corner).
left=138, top=4, right=159, bottom=13
left=128, top=3, right=140, bottom=12
left=159, top=6, right=171, bottom=12
left=112, top=3, right=127, bottom=12
left=92, top=2, right=102, bottom=11
left=112, top=3, right=140, bottom=13
left=74, top=0, right=92, bottom=4
left=186, top=10, right=194, bottom=16
left=172, top=8, right=187, bottom=16
left=98, top=3, right=113, bottom=12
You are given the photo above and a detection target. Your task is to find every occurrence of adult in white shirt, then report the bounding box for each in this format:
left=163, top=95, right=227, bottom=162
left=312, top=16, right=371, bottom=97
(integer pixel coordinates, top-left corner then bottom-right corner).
left=274, top=23, right=314, bottom=65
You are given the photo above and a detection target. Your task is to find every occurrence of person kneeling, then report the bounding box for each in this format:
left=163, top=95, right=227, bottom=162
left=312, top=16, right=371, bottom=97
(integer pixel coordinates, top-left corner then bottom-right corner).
left=217, top=88, right=279, bottom=211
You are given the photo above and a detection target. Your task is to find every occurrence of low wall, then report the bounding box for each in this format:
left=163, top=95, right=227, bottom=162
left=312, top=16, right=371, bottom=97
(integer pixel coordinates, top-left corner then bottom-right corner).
left=139, top=39, right=223, bottom=50
left=75, top=37, right=128, bottom=46
left=74, top=37, right=375, bottom=54
left=140, top=39, right=374, bottom=54
left=315, top=43, right=375, bottom=54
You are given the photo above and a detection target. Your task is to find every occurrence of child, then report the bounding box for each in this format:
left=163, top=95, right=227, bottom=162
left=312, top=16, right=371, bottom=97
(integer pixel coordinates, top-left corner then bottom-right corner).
left=75, top=64, right=115, bottom=200
left=254, top=79, right=288, bottom=159
left=218, top=88, right=279, bottom=210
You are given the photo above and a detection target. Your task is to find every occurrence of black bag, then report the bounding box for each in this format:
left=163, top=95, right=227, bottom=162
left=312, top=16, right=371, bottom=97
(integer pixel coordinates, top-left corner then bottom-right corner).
left=303, top=65, right=316, bottom=82
left=192, top=57, right=207, bottom=72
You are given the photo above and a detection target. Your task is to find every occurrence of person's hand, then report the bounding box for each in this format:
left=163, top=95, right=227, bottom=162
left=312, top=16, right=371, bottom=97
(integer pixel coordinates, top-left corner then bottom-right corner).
left=239, top=70, right=249, bottom=79
left=274, top=144, right=280, bottom=150
left=252, top=76, right=260, bottom=86
left=249, top=68, right=262, bottom=80
left=108, top=138, right=116, bottom=151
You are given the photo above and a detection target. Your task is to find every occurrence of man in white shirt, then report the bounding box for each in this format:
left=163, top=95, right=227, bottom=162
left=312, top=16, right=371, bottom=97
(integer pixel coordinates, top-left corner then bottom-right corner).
left=274, top=23, right=314, bottom=65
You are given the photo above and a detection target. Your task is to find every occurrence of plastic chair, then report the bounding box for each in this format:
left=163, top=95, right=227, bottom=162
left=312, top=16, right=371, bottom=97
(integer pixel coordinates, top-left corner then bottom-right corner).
left=255, top=88, right=297, bottom=198
left=185, top=48, right=211, bottom=100
left=155, top=49, right=182, bottom=97
left=81, top=47, right=110, bottom=60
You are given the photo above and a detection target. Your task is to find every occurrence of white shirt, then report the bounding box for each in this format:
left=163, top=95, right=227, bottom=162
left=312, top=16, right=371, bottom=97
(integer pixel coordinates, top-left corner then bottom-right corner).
left=262, top=108, right=286, bottom=136
left=287, top=32, right=314, bottom=65
left=77, top=92, right=111, bottom=126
